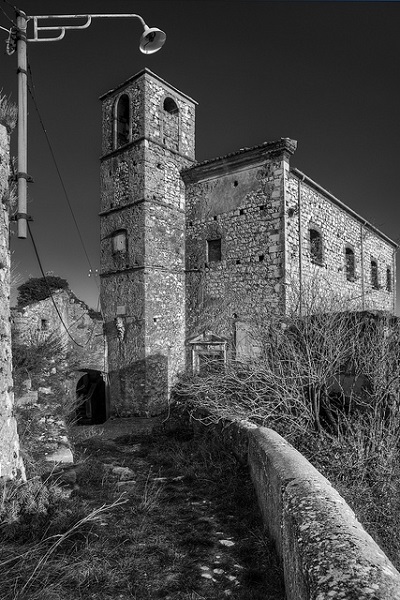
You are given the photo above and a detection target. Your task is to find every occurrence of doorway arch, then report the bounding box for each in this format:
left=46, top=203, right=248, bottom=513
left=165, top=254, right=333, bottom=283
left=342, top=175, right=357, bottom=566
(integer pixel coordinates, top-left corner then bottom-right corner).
left=75, top=369, right=107, bottom=425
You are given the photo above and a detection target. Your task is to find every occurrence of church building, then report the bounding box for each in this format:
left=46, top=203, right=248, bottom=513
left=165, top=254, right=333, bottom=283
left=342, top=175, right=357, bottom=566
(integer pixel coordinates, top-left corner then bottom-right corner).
left=99, top=69, right=396, bottom=417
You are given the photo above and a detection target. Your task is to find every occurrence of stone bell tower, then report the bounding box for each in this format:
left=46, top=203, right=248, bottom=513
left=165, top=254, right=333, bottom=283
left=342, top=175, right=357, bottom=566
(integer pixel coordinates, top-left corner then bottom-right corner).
left=99, top=69, right=196, bottom=416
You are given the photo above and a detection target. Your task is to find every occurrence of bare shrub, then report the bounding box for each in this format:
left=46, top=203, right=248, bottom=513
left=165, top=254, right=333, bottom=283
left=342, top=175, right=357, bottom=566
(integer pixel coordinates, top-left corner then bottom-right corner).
left=174, top=287, right=400, bottom=565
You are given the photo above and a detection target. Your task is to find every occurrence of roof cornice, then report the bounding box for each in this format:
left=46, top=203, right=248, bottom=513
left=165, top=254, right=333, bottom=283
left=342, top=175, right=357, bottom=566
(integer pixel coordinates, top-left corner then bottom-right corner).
left=292, top=167, right=398, bottom=249
left=182, top=138, right=297, bottom=183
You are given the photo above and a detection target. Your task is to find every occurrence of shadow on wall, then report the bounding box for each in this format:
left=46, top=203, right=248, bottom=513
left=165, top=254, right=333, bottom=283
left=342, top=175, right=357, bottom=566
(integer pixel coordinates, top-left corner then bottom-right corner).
left=108, top=353, right=169, bottom=417
left=75, top=370, right=107, bottom=425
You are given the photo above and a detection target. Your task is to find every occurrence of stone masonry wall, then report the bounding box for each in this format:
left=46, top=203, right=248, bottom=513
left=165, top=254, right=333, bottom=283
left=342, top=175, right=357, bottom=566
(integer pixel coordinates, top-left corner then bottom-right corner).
left=100, top=69, right=195, bottom=416
left=285, top=171, right=396, bottom=314
left=0, top=124, right=24, bottom=479
left=12, top=289, right=104, bottom=372
left=184, top=145, right=294, bottom=356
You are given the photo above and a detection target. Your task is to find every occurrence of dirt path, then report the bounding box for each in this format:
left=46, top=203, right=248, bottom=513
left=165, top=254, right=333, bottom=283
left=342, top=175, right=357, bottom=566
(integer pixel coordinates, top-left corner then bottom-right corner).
left=67, top=418, right=285, bottom=599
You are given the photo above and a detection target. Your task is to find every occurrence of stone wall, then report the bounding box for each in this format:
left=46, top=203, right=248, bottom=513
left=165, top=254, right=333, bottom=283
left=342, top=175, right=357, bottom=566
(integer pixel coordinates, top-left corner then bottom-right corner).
left=12, top=289, right=104, bottom=372
left=285, top=170, right=396, bottom=314
left=0, top=123, right=24, bottom=479
left=186, top=416, right=400, bottom=599
left=183, top=140, right=296, bottom=356
left=100, top=69, right=196, bottom=416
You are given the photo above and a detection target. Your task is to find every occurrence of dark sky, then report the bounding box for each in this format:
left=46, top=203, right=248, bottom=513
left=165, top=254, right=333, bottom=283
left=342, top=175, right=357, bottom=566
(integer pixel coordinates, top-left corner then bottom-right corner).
left=1, top=0, right=399, bottom=311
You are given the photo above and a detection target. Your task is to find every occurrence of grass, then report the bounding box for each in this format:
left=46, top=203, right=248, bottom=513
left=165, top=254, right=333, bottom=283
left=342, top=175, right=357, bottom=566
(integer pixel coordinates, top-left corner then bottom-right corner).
left=296, top=421, right=400, bottom=570
left=0, top=425, right=284, bottom=600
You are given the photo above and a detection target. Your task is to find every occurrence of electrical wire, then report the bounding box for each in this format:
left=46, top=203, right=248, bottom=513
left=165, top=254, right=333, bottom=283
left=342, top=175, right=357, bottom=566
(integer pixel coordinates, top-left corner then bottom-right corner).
left=26, top=62, right=106, bottom=326
left=26, top=63, right=100, bottom=295
left=0, top=0, right=17, bottom=8
left=27, top=220, right=87, bottom=348
left=0, top=0, right=17, bottom=26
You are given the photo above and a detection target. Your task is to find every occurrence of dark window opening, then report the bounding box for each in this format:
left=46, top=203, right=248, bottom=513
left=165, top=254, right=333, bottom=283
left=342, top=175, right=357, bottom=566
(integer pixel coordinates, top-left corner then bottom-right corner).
left=163, top=97, right=179, bottom=114
left=309, top=228, right=323, bottom=264
left=234, top=181, right=238, bottom=187
left=207, top=238, right=222, bottom=262
left=259, top=254, right=264, bottom=262
left=345, top=247, right=355, bottom=281
left=41, top=319, right=48, bottom=331
left=386, top=267, right=392, bottom=292
left=236, top=259, right=241, bottom=265
left=213, top=215, right=218, bottom=221
left=371, top=260, right=379, bottom=289
left=115, top=94, right=130, bottom=148
left=239, top=209, right=245, bottom=215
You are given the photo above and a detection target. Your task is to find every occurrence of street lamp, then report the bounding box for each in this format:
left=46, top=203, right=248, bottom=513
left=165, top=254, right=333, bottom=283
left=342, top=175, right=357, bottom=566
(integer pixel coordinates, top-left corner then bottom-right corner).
left=2, top=10, right=166, bottom=239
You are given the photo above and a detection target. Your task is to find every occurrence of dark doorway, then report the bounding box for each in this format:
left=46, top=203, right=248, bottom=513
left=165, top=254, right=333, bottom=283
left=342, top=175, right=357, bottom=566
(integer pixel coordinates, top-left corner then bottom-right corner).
left=75, top=370, right=107, bottom=425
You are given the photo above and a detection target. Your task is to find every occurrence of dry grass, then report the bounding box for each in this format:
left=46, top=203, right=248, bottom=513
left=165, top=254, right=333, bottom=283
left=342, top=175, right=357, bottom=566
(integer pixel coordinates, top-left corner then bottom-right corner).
left=0, top=91, right=17, bottom=132
left=0, top=427, right=284, bottom=600
left=174, top=309, right=400, bottom=571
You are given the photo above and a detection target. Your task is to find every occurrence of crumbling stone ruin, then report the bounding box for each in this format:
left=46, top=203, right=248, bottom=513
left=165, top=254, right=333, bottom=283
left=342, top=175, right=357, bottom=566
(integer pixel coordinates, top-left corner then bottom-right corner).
left=12, top=288, right=105, bottom=403
left=99, top=69, right=396, bottom=419
left=0, top=123, right=24, bottom=479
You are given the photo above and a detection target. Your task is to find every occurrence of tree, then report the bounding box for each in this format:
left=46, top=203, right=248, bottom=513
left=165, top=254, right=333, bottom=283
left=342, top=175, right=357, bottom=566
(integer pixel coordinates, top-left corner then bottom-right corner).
left=17, top=276, right=69, bottom=308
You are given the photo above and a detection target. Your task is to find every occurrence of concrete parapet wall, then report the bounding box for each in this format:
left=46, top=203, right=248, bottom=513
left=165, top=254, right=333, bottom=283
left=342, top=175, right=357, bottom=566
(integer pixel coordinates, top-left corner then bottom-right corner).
left=246, top=426, right=400, bottom=600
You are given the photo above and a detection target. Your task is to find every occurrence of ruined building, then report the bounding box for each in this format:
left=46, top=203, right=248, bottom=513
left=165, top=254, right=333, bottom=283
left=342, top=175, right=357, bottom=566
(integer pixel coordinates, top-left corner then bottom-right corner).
left=12, top=289, right=106, bottom=422
left=99, top=69, right=397, bottom=418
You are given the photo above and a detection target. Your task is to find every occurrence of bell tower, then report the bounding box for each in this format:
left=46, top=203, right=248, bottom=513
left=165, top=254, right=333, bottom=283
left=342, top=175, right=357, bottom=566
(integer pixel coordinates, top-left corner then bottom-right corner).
left=99, top=69, right=196, bottom=416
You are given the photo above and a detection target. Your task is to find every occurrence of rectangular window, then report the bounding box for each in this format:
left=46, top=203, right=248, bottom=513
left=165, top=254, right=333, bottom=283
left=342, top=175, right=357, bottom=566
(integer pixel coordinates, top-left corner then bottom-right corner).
left=371, top=259, right=379, bottom=290
left=309, top=228, right=323, bottom=265
left=41, top=319, right=48, bottom=331
left=345, top=247, right=355, bottom=281
left=207, top=238, right=222, bottom=262
left=386, top=267, right=392, bottom=292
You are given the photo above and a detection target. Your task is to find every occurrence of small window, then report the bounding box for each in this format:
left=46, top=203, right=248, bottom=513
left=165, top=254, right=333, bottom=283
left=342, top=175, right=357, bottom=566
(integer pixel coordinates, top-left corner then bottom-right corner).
left=207, top=238, right=222, bottom=262
left=345, top=247, right=355, bottom=281
left=41, top=319, right=48, bottom=331
left=112, top=230, right=127, bottom=254
left=371, top=259, right=379, bottom=289
left=386, top=267, right=392, bottom=292
left=309, top=228, right=323, bottom=264
left=115, top=94, right=130, bottom=148
left=163, top=97, right=179, bottom=114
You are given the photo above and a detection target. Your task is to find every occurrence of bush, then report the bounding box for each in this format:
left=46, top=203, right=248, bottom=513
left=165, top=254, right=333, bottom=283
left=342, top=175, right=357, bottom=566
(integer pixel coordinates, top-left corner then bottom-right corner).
left=17, top=277, right=69, bottom=308
left=174, top=305, right=400, bottom=568
left=12, top=335, right=68, bottom=394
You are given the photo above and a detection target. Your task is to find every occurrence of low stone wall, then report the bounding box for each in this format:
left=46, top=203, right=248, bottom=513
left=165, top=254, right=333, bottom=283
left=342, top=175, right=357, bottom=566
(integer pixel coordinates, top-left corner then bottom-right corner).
left=181, top=414, right=400, bottom=599
left=239, top=423, right=400, bottom=600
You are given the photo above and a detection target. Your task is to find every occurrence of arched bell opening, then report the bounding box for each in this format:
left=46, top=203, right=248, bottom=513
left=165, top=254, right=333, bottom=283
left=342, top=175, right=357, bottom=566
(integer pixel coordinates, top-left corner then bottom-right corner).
left=75, top=369, right=107, bottom=425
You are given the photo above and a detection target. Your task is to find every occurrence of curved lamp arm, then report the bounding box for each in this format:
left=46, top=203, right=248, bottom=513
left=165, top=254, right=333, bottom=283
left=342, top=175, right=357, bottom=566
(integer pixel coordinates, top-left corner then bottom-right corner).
left=5, top=10, right=166, bottom=238
left=27, top=13, right=166, bottom=54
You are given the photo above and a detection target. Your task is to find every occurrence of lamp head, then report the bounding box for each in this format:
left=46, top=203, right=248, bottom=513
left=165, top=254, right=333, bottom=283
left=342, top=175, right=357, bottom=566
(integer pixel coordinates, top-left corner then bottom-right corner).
left=139, top=25, right=166, bottom=54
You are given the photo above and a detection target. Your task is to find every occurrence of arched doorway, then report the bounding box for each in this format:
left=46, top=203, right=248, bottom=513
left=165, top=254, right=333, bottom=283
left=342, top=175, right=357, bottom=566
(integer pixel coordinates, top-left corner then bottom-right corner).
left=75, top=370, right=107, bottom=425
